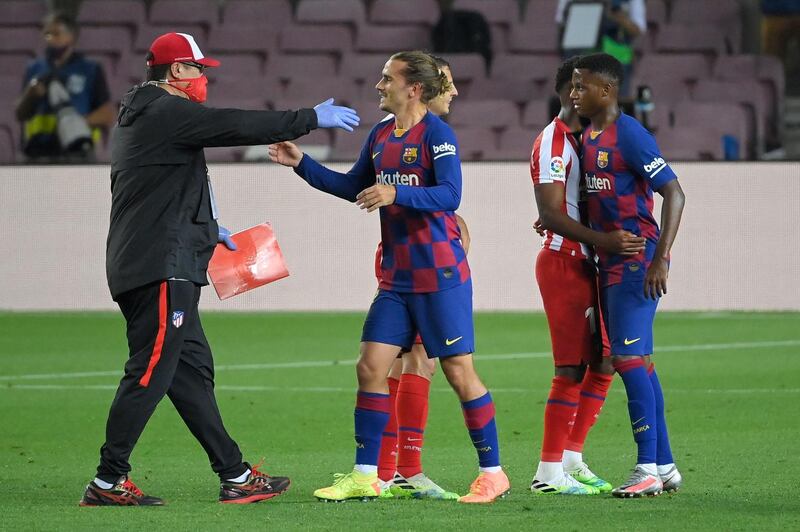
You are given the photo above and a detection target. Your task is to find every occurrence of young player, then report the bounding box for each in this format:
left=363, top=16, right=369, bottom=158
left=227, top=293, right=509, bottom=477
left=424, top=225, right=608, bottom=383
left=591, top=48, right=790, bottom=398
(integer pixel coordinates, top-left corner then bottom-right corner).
left=376, top=55, right=467, bottom=501
left=571, top=53, right=686, bottom=497
left=530, top=56, right=647, bottom=495
left=269, top=51, right=509, bottom=504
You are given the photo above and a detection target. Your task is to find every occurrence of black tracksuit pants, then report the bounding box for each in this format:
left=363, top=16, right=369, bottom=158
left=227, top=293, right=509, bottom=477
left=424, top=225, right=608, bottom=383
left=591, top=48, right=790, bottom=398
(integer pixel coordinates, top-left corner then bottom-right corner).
left=96, top=280, right=246, bottom=483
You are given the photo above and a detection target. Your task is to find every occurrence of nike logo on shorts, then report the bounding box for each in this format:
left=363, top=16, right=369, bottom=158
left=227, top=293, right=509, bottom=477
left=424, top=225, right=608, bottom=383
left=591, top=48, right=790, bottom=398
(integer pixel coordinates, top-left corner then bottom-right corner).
left=624, top=337, right=641, bottom=346
left=445, top=336, right=463, bottom=346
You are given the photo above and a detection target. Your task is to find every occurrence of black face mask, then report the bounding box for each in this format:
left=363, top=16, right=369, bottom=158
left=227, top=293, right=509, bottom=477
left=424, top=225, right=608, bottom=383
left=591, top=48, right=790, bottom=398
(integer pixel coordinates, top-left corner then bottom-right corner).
left=45, top=45, right=70, bottom=63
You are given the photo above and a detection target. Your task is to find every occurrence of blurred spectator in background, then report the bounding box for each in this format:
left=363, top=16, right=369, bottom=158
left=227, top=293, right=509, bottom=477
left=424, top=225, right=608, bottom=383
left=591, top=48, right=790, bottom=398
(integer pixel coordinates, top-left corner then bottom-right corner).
left=762, top=0, right=800, bottom=94
left=14, top=11, right=115, bottom=163
left=433, top=0, right=493, bottom=73
left=556, top=0, right=647, bottom=96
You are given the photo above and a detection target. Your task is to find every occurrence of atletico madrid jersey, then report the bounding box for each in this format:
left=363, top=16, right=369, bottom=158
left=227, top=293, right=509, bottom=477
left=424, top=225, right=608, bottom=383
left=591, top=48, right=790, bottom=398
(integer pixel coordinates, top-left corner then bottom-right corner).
left=530, top=116, right=590, bottom=259
left=295, top=111, right=469, bottom=293
left=581, top=112, right=678, bottom=286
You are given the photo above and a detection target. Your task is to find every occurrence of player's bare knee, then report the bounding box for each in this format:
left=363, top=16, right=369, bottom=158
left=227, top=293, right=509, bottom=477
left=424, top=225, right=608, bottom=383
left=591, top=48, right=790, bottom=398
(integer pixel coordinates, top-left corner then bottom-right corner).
left=555, top=365, right=585, bottom=382
left=591, top=356, right=615, bottom=375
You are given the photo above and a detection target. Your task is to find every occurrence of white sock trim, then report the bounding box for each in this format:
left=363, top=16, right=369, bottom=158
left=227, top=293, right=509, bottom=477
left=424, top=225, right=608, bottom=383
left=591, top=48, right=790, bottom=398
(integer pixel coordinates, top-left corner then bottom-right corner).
left=562, top=449, right=583, bottom=469
left=226, top=468, right=251, bottom=483
left=479, top=466, right=502, bottom=474
left=354, top=464, right=378, bottom=474
left=93, top=478, right=114, bottom=489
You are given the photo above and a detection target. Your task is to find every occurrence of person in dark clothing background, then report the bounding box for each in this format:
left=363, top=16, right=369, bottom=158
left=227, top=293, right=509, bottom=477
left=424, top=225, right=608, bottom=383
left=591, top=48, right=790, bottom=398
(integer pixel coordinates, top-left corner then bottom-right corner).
left=80, top=32, right=359, bottom=507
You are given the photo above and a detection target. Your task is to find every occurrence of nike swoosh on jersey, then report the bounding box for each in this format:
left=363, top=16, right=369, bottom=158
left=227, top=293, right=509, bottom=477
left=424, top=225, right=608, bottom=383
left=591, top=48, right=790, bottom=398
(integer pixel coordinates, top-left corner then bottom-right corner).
left=445, top=336, right=463, bottom=346
left=624, top=337, right=641, bottom=345
left=632, top=417, right=646, bottom=426
left=372, top=151, right=380, bottom=159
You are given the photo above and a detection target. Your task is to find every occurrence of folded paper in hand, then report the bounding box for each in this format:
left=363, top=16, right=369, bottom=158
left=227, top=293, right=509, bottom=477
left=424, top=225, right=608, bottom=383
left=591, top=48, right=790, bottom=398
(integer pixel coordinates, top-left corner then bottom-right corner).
left=207, top=223, right=289, bottom=300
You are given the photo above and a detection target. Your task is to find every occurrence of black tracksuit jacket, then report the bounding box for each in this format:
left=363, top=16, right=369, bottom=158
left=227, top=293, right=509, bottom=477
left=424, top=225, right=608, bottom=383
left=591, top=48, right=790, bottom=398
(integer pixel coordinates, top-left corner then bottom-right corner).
left=106, top=84, right=317, bottom=299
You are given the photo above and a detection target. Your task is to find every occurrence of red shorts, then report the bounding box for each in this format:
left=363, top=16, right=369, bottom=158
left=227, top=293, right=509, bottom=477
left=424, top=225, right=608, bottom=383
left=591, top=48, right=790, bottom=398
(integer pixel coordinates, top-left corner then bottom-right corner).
left=375, top=243, right=422, bottom=345
left=535, top=249, right=609, bottom=366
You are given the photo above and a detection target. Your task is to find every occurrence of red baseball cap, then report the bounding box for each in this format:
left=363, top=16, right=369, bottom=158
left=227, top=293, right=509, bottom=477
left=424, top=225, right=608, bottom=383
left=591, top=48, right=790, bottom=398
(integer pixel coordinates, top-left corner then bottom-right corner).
left=147, top=32, right=220, bottom=67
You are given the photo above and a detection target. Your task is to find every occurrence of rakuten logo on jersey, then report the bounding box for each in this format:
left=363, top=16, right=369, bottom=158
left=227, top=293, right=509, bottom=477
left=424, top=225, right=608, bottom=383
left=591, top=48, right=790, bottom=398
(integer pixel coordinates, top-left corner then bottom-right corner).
left=432, top=142, right=457, bottom=159
left=376, top=170, right=420, bottom=186
left=584, top=173, right=612, bottom=193
left=644, top=156, right=667, bottom=176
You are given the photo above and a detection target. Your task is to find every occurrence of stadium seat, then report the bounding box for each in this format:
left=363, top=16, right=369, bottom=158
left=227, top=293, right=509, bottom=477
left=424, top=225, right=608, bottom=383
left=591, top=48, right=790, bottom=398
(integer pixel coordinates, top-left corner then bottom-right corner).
left=221, top=0, right=292, bottom=29
left=521, top=99, right=553, bottom=127
left=283, top=77, right=361, bottom=106
left=507, top=22, right=559, bottom=54
left=267, top=54, right=337, bottom=82
left=279, top=24, right=353, bottom=54
left=206, top=75, right=279, bottom=105
left=491, top=54, right=561, bottom=86
left=0, top=27, right=40, bottom=55
left=692, top=79, right=766, bottom=157
left=295, top=0, right=366, bottom=26
left=205, top=146, right=244, bottom=162
left=134, top=24, right=207, bottom=53
left=355, top=25, right=431, bottom=53
left=331, top=125, right=371, bottom=160
left=672, top=101, right=749, bottom=159
left=446, top=53, right=488, bottom=80
left=670, top=0, right=742, bottom=53
left=646, top=0, right=667, bottom=31
left=369, top=0, right=440, bottom=26
left=79, top=27, right=133, bottom=68
left=290, top=127, right=333, bottom=153
left=467, top=77, right=540, bottom=104
left=448, top=100, right=519, bottom=129
left=453, top=0, right=521, bottom=53
left=85, top=54, right=120, bottom=81
left=633, top=53, right=711, bottom=84
left=655, top=25, right=726, bottom=55
left=339, top=53, right=391, bottom=83
left=451, top=126, right=494, bottom=161
left=494, top=126, right=538, bottom=161
left=205, top=53, right=265, bottom=76
left=627, top=73, right=691, bottom=106
left=148, top=0, right=220, bottom=31
left=0, top=126, right=15, bottom=164
left=77, top=0, right=147, bottom=32
left=0, top=53, right=34, bottom=75
left=349, top=100, right=388, bottom=125
left=2, top=1, right=47, bottom=26
left=207, top=26, right=274, bottom=58
left=656, top=127, right=724, bottom=160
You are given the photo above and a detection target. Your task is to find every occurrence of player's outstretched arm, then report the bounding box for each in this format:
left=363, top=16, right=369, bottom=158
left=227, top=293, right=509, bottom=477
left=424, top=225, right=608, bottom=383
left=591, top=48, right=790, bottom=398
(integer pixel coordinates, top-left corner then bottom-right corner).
left=534, top=184, right=645, bottom=255
left=270, top=136, right=374, bottom=203
left=645, top=179, right=685, bottom=299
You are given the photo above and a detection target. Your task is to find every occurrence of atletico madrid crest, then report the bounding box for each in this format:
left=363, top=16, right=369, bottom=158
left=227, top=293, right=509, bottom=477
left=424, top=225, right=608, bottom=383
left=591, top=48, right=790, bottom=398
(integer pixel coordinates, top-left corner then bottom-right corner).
left=597, top=150, right=609, bottom=169
left=172, top=310, right=184, bottom=328
left=402, top=146, right=418, bottom=164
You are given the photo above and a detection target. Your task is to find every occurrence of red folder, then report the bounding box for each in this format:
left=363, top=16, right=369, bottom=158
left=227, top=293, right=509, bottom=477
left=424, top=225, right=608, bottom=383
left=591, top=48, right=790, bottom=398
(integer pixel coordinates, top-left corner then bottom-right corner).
left=207, top=223, right=290, bottom=300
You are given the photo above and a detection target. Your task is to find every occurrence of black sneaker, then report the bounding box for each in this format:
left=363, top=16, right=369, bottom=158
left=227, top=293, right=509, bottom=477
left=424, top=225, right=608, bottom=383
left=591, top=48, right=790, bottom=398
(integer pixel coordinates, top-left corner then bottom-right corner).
left=79, top=476, right=164, bottom=506
left=219, top=462, right=291, bottom=504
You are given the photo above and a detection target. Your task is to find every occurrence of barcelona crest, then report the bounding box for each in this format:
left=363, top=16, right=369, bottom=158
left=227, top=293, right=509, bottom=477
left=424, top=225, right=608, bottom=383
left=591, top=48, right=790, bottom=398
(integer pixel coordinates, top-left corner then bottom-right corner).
left=402, top=146, right=418, bottom=164
left=597, top=149, right=609, bottom=169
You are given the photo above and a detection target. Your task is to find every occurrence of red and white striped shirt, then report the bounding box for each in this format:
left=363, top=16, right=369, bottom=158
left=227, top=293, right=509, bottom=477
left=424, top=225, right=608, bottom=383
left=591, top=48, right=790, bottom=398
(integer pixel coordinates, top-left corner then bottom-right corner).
left=530, top=117, right=589, bottom=259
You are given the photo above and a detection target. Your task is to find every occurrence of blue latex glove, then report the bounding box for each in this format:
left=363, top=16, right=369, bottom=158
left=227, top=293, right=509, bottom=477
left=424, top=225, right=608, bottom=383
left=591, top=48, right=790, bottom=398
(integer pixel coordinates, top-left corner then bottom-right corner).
left=218, top=225, right=237, bottom=251
left=314, top=98, right=360, bottom=132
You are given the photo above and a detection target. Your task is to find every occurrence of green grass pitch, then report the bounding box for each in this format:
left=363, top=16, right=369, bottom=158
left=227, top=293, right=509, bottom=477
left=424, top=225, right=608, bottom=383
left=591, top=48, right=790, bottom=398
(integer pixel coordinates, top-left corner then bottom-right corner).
left=1, top=311, right=799, bottom=530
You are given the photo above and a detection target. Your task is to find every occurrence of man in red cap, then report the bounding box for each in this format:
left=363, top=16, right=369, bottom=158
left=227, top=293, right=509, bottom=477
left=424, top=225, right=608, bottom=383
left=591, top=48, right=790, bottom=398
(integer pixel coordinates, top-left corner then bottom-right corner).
left=80, top=32, right=359, bottom=507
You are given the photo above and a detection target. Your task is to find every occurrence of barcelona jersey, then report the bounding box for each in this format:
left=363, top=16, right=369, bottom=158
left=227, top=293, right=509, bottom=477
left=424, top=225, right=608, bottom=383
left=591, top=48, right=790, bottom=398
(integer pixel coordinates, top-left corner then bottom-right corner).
left=295, top=111, right=469, bottom=293
left=581, top=112, right=677, bottom=287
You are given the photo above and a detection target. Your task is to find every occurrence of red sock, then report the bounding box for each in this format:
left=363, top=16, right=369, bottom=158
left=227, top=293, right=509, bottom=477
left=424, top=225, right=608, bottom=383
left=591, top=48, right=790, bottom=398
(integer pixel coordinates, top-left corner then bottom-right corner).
left=377, top=377, right=400, bottom=481
left=565, top=369, right=613, bottom=452
left=396, top=373, right=430, bottom=478
left=541, top=375, right=581, bottom=462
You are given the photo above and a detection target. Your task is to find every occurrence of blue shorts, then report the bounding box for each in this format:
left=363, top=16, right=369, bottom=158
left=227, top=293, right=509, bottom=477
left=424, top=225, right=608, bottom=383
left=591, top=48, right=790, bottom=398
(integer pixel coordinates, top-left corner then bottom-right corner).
left=361, top=279, right=474, bottom=358
left=600, top=280, right=659, bottom=356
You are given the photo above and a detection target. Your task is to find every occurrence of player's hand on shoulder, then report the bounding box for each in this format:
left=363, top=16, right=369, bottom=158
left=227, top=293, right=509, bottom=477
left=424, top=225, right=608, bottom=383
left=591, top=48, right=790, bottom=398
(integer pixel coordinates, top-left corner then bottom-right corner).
left=601, top=230, right=645, bottom=256
left=644, top=256, right=669, bottom=299
left=268, top=141, right=303, bottom=168
left=356, top=184, right=396, bottom=213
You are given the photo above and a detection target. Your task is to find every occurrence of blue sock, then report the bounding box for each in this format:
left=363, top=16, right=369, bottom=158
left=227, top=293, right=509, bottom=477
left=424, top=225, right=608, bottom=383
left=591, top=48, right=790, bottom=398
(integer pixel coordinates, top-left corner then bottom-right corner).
left=614, top=358, right=657, bottom=464
left=461, top=392, right=501, bottom=468
left=648, top=363, right=674, bottom=465
left=354, top=391, right=390, bottom=467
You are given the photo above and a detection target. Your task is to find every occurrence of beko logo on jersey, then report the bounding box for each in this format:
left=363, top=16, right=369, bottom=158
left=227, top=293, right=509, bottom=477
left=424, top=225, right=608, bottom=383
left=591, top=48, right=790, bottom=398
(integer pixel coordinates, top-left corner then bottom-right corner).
left=432, top=142, right=457, bottom=159
left=584, top=173, right=612, bottom=192
left=643, top=156, right=667, bottom=176
left=376, top=170, right=420, bottom=186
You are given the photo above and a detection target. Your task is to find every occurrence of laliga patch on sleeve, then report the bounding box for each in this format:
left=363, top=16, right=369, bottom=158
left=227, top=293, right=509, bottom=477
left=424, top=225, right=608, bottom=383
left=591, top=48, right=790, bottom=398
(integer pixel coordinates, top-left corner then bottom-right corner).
left=549, top=156, right=566, bottom=181
left=207, top=223, right=290, bottom=300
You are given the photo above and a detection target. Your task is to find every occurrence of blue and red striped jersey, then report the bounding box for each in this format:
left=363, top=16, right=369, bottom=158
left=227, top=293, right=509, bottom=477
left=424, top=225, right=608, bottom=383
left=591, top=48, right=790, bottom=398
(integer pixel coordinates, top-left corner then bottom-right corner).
left=295, top=111, right=469, bottom=293
left=581, top=113, right=677, bottom=286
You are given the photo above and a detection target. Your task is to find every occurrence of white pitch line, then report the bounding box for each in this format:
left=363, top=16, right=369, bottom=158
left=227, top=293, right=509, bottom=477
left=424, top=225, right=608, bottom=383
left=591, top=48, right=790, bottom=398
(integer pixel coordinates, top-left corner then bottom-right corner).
left=3, top=383, right=799, bottom=395
left=0, top=339, right=798, bottom=383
